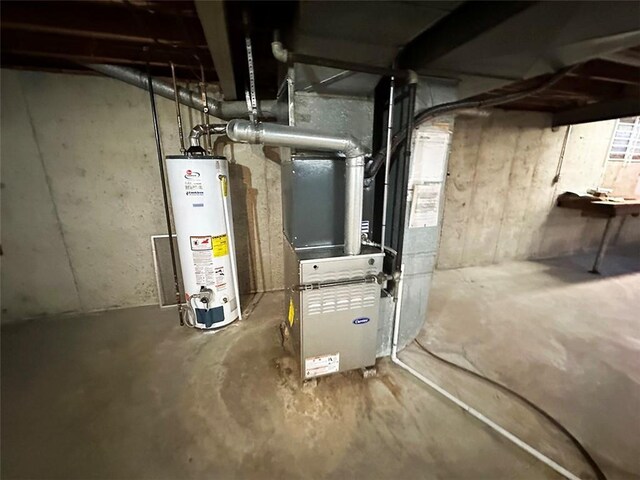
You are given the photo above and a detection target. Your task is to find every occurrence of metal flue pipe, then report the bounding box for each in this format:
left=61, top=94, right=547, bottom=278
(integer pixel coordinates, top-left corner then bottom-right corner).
left=86, top=64, right=277, bottom=120
left=226, top=119, right=367, bottom=255
left=227, top=120, right=366, bottom=157
left=188, top=124, right=228, bottom=148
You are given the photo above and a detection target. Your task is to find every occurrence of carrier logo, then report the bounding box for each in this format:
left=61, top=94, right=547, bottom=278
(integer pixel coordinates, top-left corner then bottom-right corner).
left=184, top=169, right=201, bottom=179
left=353, top=317, right=370, bottom=325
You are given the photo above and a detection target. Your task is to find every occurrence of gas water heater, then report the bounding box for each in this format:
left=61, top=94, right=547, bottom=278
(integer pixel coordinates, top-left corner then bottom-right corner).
left=166, top=154, right=241, bottom=329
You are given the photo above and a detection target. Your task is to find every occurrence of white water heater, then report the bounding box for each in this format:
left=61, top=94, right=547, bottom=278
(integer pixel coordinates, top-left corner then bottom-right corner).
left=166, top=154, right=240, bottom=329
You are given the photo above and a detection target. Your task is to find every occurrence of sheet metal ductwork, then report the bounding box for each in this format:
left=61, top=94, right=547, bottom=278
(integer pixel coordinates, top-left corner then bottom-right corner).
left=226, top=119, right=367, bottom=256
left=86, top=64, right=277, bottom=120
left=188, top=124, right=227, bottom=148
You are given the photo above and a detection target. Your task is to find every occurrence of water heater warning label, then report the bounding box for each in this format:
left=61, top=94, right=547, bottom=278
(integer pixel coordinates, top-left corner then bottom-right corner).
left=190, top=236, right=212, bottom=251
left=212, top=234, right=228, bottom=257
left=305, top=353, right=339, bottom=378
left=214, top=266, right=227, bottom=291
left=192, top=250, right=215, bottom=285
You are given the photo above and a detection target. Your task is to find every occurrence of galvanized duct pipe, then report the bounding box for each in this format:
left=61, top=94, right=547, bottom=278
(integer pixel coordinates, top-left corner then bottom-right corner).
left=188, top=124, right=228, bottom=148
left=226, top=119, right=367, bottom=256
left=86, top=64, right=277, bottom=120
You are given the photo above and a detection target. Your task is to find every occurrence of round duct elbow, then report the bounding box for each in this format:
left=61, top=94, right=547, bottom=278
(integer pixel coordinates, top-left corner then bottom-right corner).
left=271, top=41, right=289, bottom=63
left=342, top=138, right=367, bottom=158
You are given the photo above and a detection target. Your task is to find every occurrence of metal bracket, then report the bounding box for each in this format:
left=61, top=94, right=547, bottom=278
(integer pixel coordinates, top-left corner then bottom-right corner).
left=245, top=35, right=259, bottom=123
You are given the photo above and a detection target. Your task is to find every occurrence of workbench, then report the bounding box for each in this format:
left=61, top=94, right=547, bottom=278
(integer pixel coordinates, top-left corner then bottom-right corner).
left=556, top=193, right=640, bottom=273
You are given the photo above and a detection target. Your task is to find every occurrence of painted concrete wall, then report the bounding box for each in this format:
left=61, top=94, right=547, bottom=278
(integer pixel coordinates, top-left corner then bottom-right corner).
left=602, top=161, right=640, bottom=197
left=438, top=110, right=639, bottom=270
left=1, top=69, right=283, bottom=322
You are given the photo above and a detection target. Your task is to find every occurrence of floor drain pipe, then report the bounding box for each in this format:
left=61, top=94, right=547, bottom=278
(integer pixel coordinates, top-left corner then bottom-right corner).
left=390, top=267, right=583, bottom=480
left=226, top=119, right=367, bottom=256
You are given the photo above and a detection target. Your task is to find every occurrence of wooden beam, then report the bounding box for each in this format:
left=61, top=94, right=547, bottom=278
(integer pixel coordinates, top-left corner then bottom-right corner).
left=0, top=2, right=205, bottom=46
left=574, top=59, right=640, bottom=85
left=552, top=97, right=640, bottom=127
left=195, top=1, right=237, bottom=100
left=1, top=29, right=217, bottom=80
left=396, top=1, right=536, bottom=70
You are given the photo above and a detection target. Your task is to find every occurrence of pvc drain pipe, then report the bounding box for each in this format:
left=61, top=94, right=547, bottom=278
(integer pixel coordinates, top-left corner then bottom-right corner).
left=390, top=266, right=583, bottom=480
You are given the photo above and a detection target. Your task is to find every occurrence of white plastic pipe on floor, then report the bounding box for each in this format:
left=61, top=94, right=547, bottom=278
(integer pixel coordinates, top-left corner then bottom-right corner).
left=390, top=266, right=583, bottom=480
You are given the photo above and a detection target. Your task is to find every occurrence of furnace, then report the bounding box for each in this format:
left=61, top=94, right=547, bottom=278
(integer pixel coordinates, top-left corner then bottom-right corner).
left=225, top=117, right=391, bottom=380
left=284, top=245, right=384, bottom=379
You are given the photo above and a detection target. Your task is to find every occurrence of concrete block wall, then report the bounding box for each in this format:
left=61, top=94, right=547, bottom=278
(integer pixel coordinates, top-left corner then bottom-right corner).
left=1, top=69, right=283, bottom=322
left=438, top=110, right=639, bottom=270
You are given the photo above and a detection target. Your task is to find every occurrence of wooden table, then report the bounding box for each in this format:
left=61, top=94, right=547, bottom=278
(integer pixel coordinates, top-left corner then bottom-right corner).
left=556, top=194, right=640, bottom=273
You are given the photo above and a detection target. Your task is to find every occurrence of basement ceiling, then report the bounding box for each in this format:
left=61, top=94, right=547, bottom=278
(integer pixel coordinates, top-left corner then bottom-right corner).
left=470, top=54, right=640, bottom=126
left=0, top=0, right=217, bottom=81
left=1, top=0, right=639, bottom=124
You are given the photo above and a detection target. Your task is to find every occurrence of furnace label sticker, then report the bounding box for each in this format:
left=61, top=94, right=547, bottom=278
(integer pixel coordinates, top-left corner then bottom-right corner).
left=305, top=353, right=339, bottom=378
left=288, top=298, right=295, bottom=327
left=190, top=236, right=212, bottom=251
left=408, top=183, right=441, bottom=228
left=212, top=234, right=229, bottom=257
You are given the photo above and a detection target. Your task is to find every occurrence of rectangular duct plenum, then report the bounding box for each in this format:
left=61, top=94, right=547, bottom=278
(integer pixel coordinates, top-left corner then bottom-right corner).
left=282, top=156, right=346, bottom=248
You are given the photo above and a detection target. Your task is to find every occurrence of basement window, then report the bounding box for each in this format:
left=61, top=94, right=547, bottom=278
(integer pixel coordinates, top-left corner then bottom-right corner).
left=607, top=116, right=640, bottom=162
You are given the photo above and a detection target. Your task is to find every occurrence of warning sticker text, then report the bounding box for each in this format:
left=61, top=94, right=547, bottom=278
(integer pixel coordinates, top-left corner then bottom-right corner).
left=305, top=353, right=340, bottom=378
left=212, top=234, right=229, bottom=257
left=190, top=236, right=212, bottom=251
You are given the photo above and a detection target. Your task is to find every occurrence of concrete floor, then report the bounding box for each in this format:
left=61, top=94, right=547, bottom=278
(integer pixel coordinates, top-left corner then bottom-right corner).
left=416, top=245, right=640, bottom=480
left=2, top=247, right=639, bottom=479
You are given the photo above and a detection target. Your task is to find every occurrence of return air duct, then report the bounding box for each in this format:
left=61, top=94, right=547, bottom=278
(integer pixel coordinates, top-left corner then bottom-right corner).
left=226, top=119, right=367, bottom=256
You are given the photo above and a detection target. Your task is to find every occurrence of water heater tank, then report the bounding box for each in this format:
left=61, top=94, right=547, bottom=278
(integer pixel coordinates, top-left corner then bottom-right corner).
left=166, top=154, right=240, bottom=329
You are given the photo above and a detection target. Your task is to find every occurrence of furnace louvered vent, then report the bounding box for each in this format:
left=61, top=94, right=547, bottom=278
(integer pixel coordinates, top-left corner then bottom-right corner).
left=305, top=283, right=378, bottom=316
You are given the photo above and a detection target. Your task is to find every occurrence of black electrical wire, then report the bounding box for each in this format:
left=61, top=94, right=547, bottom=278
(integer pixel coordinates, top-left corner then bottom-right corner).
left=365, top=62, right=581, bottom=186
left=413, top=339, right=608, bottom=480
left=412, top=64, right=581, bottom=128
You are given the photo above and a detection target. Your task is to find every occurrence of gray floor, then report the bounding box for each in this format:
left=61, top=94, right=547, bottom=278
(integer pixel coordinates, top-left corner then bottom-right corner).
left=2, top=247, right=639, bottom=480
